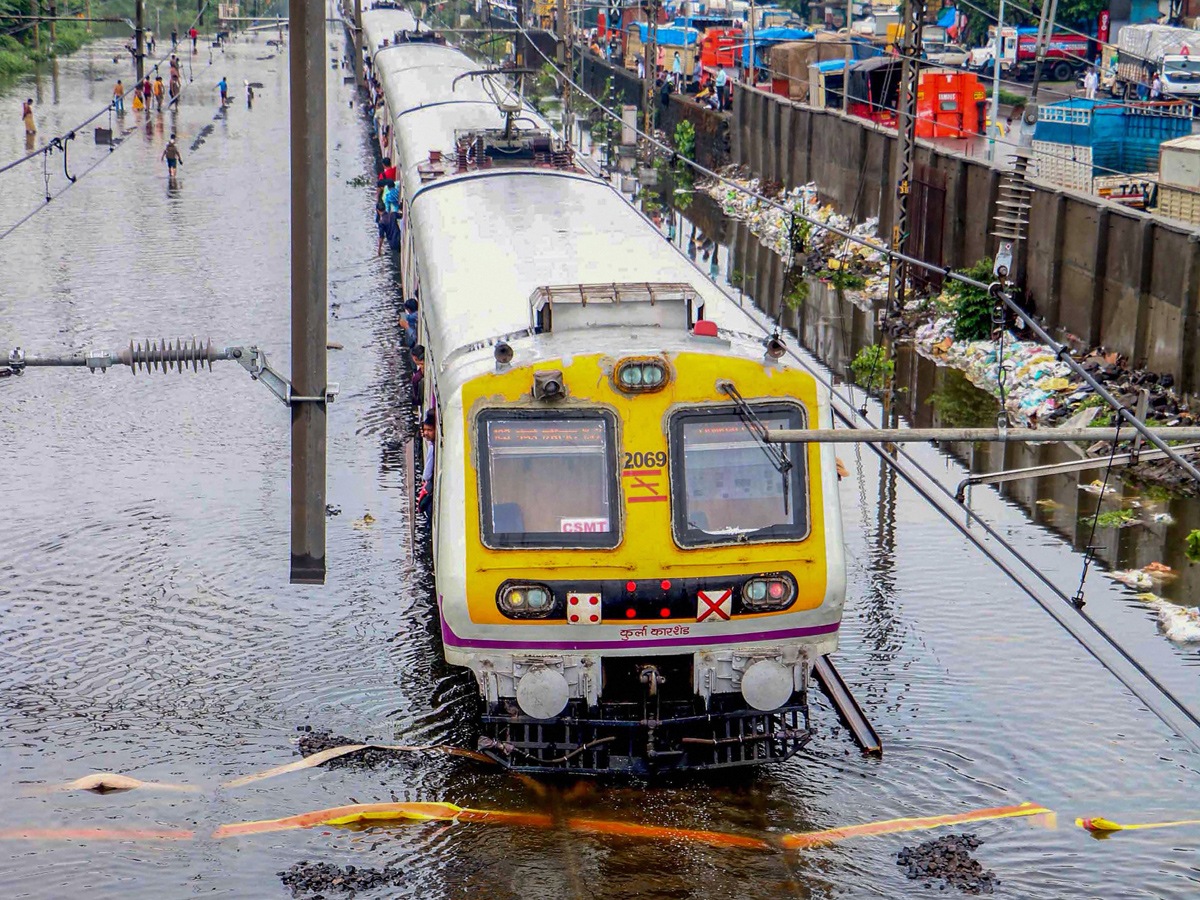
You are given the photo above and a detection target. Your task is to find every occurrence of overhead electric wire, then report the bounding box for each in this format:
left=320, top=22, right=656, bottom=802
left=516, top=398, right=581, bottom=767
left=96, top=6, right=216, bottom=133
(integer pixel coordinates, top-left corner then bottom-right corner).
left=0, top=2, right=211, bottom=243
left=506, top=19, right=1200, bottom=749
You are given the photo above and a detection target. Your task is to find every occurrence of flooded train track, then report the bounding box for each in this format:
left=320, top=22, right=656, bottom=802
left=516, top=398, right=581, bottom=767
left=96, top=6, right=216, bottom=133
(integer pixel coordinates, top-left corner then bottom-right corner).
left=0, top=24, right=1197, bottom=900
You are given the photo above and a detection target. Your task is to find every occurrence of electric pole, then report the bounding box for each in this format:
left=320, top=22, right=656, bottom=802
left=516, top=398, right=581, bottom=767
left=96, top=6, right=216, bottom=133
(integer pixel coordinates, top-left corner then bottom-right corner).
left=354, top=0, right=363, bottom=86
left=290, top=0, right=329, bottom=584
left=136, top=0, right=145, bottom=83
left=48, top=0, right=55, bottom=43
left=844, top=0, right=852, bottom=111
left=885, top=0, right=924, bottom=312
left=641, top=0, right=657, bottom=144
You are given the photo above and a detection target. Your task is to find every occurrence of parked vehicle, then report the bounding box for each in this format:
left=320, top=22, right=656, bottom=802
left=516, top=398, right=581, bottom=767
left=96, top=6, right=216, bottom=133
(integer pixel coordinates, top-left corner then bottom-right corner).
left=1115, top=24, right=1200, bottom=98
left=925, top=42, right=970, bottom=68
left=969, top=25, right=1090, bottom=81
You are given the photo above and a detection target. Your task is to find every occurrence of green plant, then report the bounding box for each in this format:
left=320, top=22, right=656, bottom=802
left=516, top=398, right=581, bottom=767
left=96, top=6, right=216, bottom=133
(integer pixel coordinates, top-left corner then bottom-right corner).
left=673, top=119, right=695, bottom=161
left=945, top=257, right=996, bottom=342
left=346, top=174, right=373, bottom=188
left=850, top=345, right=894, bottom=392
left=827, top=268, right=866, bottom=291
left=1187, top=529, right=1200, bottom=563
left=783, top=277, right=809, bottom=311
left=1095, top=508, right=1138, bottom=529
left=729, top=269, right=744, bottom=289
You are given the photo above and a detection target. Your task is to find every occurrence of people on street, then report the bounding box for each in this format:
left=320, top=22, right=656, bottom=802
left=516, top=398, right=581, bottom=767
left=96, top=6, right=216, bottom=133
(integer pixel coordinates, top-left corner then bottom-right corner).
left=132, top=85, right=145, bottom=110
left=154, top=75, right=165, bottom=110
left=1083, top=67, right=1098, bottom=100
left=113, top=79, right=126, bottom=113
left=1151, top=72, right=1162, bottom=99
left=161, top=133, right=183, bottom=181
left=171, top=27, right=178, bottom=48
left=218, top=76, right=228, bottom=105
left=672, top=51, right=683, bottom=89
left=21, top=98, right=35, bottom=135
left=142, top=76, right=153, bottom=106
left=246, top=81, right=254, bottom=108
left=190, top=26, right=198, bottom=52
left=715, top=68, right=728, bottom=110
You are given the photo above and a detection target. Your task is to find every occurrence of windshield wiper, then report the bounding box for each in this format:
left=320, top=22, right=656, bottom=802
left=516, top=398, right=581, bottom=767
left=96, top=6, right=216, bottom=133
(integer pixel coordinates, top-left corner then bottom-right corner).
left=717, top=381, right=794, bottom=516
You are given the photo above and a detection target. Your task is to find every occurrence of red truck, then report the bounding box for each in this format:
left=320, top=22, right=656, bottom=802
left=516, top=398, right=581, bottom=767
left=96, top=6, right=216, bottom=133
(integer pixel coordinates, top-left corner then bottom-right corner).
left=969, top=25, right=1092, bottom=82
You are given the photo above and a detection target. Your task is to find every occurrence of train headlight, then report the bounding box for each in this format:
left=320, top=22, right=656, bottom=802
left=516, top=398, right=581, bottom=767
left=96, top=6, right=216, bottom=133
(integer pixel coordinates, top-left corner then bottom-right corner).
left=498, top=583, right=556, bottom=618
left=614, top=359, right=669, bottom=393
left=741, top=574, right=797, bottom=611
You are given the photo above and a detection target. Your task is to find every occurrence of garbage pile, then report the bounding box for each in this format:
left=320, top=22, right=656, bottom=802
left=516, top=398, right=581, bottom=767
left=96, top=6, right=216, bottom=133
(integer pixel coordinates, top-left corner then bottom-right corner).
left=703, top=172, right=887, bottom=295
left=280, top=861, right=405, bottom=897
left=1100, top=563, right=1200, bottom=643
left=897, top=833, right=998, bottom=894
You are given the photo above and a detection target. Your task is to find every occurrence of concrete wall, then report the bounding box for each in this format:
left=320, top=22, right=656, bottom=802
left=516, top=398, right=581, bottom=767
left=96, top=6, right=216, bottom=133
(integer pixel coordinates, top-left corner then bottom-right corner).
left=731, top=83, right=1200, bottom=392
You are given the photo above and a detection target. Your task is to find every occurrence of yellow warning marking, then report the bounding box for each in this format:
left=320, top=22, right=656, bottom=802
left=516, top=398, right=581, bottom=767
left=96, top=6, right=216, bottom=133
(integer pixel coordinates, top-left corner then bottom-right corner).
left=1077, top=816, right=1200, bottom=834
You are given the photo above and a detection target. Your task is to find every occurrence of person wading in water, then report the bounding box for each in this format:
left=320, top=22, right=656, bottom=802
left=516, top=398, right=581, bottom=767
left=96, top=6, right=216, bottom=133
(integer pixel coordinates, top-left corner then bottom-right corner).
left=161, top=133, right=183, bottom=183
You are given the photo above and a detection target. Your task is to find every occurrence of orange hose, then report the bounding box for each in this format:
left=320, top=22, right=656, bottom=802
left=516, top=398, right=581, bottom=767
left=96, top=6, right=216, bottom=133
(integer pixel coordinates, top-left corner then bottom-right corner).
left=780, top=802, right=1051, bottom=849
left=0, top=827, right=196, bottom=841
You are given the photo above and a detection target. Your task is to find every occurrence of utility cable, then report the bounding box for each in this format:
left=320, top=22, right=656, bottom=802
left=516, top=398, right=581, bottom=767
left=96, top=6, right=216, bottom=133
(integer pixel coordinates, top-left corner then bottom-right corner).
left=1073, top=417, right=1123, bottom=607
left=519, top=19, right=1200, bottom=486
left=0, top=2, right=212, bottom=243
left=502, top=19, right=1200, bottom=746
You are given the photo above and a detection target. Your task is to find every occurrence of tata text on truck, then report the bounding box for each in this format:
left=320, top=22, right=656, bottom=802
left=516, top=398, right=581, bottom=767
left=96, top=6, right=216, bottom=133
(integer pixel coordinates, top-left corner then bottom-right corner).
left=969, top=25, right=1090, bottom=81
left=1114, top=24, right=1200, bottom=98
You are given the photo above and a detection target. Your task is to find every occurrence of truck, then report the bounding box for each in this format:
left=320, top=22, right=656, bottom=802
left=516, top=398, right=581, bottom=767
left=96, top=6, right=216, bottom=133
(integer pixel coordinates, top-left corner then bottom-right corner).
left=1114, top=24, right=1200, bottom=98
left=968, top=25, right=1091, bottom=82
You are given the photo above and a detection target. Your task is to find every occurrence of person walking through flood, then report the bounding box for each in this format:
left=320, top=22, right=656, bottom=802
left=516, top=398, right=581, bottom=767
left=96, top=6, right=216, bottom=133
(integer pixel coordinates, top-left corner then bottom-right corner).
left=161, top=133, right=183, bottom=181
left=142, top=76, right=153, bottom=106
left=113, top=79, right=126, bottom=113
left=132, top=84, right=145, bottom=111
left=190, top=26, right=198, bottom=52
left=171, top=27, right=178, bottom=48
left=246, top=81, right=254, bottom=108
left=153, top=75, right=165, bottom=110
left=21, top=98, right=35, bottom=135
left=217, top=76, right=228, bottom=105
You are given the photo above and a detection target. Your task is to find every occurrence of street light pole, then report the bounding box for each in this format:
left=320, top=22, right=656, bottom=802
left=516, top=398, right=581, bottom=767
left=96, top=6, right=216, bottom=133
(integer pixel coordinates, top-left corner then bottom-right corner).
left=290, top=0, right=329, bottom=584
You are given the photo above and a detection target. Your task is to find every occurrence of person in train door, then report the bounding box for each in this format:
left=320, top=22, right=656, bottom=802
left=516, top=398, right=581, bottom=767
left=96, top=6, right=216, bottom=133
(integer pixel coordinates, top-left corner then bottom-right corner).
left=410, top=344, right=425, bottom=409
left=418, top=408, right=437, bottom=517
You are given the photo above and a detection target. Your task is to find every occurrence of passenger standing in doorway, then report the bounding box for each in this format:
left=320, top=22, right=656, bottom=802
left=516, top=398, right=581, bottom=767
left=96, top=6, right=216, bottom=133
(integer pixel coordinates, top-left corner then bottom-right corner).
left=418, top=409, right=437, bottom=517
left=113, top=80, right=126, bottom=113
left=161, top=133, right=183, bottom=180
left=21, top=98, right=35, bottom=135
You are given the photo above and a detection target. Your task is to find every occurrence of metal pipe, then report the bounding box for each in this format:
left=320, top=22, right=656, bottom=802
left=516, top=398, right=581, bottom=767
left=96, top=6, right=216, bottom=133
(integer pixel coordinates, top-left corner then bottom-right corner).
left=767, top=427, right=1200, bottom=443
left=987, top=0, right=1003, bottom=160
left=955, top=443, right=1200, bottom=501
left=289, top=0, right=328, bottom=585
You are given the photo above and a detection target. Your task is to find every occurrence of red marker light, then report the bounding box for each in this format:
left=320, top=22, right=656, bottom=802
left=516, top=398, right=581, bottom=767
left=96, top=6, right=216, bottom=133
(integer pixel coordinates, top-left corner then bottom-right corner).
left=769, top=581, right=786, bottom=599
left=626, top=581, right=637, bottom=592
left=660, top=607, right=671, bottom=618
left=589, top=614, right=599, bottom=623
left=660, top=580, right=671, bottom=590
left=570, top=614, right=580, bottom=622
left=625, top=608, right=636, bottom=618
left=570, top=596, right=579, bottom=605
left=589, top=596, right=599, bottom=605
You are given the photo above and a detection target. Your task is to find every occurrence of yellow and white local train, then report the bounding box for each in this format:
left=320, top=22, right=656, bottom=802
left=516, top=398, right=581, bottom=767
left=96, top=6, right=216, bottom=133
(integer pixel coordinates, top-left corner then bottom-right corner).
left=363, top=9, right=845, bottom=773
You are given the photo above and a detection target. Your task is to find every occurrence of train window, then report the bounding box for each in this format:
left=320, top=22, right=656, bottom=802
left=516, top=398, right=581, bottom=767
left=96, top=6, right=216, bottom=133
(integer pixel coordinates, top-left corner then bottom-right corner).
left=477, top=410, right=620, bottom=549
left=669, top=404, right=810, bottom=547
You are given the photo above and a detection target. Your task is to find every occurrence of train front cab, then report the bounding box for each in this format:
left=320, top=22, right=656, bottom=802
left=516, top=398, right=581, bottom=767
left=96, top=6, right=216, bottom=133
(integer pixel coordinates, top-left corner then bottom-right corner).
left=437, top=298, right=845, bottom=774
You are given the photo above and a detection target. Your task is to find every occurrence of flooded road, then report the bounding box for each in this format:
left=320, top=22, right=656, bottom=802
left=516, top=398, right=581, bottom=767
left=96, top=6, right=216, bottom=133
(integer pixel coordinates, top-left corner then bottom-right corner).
left=1, top=26, right=1199, bottom=900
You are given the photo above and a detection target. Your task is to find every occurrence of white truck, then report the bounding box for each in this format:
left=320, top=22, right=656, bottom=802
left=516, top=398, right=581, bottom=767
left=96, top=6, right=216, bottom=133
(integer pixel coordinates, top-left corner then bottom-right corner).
left=1115, top=23, right=1200, bottom=98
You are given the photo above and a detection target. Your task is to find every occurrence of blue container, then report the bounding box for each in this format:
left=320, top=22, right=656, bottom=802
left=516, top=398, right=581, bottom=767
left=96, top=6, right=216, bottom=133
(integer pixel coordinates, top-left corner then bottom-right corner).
left=1034, top=97, right=1193, bottom=177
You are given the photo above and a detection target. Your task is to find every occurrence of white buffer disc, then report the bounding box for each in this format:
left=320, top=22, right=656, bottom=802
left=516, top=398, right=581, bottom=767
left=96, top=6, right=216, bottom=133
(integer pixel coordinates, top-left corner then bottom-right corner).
left=515, top=668, right=570, bottom=720
left=741, top=659, right=794, bottom=711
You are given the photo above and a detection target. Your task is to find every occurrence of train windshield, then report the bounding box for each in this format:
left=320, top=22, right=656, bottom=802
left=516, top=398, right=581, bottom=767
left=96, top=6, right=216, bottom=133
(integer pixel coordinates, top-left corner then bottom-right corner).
left=478, top=411, right=620, bottom=549
left=670, top=405, right=809, bottom=547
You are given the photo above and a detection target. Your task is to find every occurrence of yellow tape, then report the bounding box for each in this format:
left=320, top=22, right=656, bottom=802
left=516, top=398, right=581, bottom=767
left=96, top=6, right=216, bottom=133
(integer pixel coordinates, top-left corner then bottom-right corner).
left=780, top=803, right=1053, bottom=850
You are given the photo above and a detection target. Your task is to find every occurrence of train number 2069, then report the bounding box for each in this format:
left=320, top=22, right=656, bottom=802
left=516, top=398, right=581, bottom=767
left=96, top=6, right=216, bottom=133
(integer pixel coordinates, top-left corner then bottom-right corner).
left=624, top=451, right=667, bottom=469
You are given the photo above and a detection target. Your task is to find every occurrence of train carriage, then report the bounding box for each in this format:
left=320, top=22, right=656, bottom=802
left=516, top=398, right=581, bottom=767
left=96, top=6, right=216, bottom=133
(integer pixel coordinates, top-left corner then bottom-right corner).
left=363, top=9, right=846, bottom=773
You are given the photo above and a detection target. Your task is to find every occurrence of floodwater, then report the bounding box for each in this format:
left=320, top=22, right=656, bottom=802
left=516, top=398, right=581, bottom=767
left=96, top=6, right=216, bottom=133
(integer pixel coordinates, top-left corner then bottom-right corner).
left=1, top=26, right=1199, bottom=900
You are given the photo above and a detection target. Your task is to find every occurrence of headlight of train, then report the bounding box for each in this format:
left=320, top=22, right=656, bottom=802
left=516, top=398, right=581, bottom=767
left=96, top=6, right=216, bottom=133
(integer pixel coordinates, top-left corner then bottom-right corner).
left=741, top=574, right=797, bottom=612
left=498, top=583, right=556, bottom=618
left=614, top=359, right=668, bottom=393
